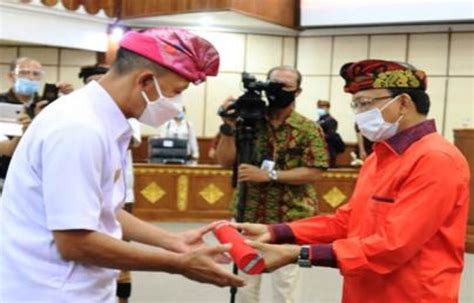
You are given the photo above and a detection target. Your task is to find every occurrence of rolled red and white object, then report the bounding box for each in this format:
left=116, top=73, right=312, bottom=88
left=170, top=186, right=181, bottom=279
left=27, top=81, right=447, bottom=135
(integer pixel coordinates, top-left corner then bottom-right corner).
left=213, top=221, right=265, bottom=275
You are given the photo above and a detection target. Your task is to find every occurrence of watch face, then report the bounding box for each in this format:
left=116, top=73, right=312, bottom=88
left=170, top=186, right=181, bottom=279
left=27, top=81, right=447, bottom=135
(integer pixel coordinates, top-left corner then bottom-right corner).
left=298, top=259, right=312, bottom=268
left=298, top=245, right=311, bottom=267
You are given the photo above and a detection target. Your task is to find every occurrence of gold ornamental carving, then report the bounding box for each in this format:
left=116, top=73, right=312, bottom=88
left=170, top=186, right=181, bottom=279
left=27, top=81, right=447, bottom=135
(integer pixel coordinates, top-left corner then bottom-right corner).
left=134, top=167, right=232, bottom=177
left=177, top=175, right=189, bottom=211
left=323, top=187, right=347, bottom=208
left=140, top=182, right=166, bottom=204
left=321, top=172, right=358, bottom=179
left=199, top=183, right=224, bottom=205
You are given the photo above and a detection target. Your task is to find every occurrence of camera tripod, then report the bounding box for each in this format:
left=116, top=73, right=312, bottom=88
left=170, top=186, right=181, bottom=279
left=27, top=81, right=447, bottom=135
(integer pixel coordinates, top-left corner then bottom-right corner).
left=229, top=119, right=258, bottom=303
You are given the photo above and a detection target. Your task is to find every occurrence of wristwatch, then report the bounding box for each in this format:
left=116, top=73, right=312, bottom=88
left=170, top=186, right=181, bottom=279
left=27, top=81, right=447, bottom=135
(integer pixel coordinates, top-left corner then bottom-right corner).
left=268, top=169, right=278, bottom=181
left=298, top=245, right=312, bottom=268
left=219, top=123, right=235, bottom=137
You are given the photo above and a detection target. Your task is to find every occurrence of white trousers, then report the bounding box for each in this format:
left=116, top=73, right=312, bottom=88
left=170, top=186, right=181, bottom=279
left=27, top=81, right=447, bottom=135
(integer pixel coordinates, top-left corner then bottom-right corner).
left=236, top=264, right=300, bottom=303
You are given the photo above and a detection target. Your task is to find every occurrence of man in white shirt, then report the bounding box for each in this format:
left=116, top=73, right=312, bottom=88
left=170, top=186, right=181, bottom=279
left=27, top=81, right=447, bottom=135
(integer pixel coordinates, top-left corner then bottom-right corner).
left=160, top=107, right=200, bottom=163
left=0, top=27, right=243, bottom=302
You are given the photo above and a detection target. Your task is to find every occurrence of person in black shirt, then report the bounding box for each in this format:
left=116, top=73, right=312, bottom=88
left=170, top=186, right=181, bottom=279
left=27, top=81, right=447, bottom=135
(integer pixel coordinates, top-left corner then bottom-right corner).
left=316, top=100, right=345, bottom=167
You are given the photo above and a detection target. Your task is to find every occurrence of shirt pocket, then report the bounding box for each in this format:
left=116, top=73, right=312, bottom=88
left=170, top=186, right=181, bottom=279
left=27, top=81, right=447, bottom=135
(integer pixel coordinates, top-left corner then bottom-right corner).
left=370, top=195, right=395, bottom=225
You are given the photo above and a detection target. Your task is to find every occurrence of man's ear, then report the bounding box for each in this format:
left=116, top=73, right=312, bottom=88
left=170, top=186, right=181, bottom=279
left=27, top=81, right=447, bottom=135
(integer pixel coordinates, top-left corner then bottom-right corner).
left=399, top=93, right=414, bottom=115
left=7, top=71, right=15, bottom=84
left=136, top=70, right=155, bottom=88
left=295, top=88, right=302, bottom=97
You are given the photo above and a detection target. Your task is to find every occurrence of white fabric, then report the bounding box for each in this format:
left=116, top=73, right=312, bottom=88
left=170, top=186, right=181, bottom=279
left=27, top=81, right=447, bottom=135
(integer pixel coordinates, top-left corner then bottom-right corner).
left=159, top=118, right=199, bottom=159
left=236, top=264, right=300, bottom=303
left=124, top=150, right=135, bottom=203
left=124, top=118, right=141, bottom=203
left=0, top=81, right=131, bottom=302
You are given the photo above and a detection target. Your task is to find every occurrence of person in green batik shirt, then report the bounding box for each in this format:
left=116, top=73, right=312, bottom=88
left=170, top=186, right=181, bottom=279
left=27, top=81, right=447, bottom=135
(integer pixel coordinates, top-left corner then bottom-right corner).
left=215, top=65, right=329, bottom=303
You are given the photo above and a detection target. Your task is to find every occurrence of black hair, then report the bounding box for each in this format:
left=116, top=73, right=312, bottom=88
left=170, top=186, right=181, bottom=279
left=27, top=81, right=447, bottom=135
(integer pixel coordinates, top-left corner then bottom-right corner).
left=112, top=48, right=166, bottom=76
left=266, top=65, right=302, bottom=90
left=389, top=88, right=430, bottom=115
left=78, top=65, right=109, bottom=83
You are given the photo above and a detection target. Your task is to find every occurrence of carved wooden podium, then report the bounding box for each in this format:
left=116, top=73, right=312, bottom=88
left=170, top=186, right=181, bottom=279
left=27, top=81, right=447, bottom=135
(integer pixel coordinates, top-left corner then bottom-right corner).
left=454, top=129, right=474, bottom=253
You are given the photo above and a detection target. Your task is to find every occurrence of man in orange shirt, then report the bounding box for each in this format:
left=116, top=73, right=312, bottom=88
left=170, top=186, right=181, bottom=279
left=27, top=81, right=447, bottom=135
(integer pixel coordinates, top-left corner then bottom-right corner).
left=235, top=59, right=470, bottom=303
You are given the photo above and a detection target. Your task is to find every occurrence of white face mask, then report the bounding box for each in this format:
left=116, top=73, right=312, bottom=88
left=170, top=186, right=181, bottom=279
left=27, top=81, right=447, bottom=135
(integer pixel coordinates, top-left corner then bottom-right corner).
left=355, top=96, right=403, bottom=142
left=139, top=77, right=183, bottom=128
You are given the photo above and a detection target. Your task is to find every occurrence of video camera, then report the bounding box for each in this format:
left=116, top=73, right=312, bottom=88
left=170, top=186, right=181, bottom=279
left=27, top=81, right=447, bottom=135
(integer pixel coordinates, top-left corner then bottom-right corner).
left=218, top=72, right=284, bottom=125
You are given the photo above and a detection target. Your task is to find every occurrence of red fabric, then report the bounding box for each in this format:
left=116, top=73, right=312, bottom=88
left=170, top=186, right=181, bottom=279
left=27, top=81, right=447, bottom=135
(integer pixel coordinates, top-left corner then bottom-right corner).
left=288, top=129, right=470, bottom=302
left=120, top=27, right=219, bottom=84
left=340, top=59, right=427, bottom=93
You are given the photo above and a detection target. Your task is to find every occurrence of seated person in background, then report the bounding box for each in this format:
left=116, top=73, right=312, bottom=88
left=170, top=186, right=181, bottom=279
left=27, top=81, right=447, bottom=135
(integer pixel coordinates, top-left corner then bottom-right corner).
left=0, top=57, right=72, bottom=190
left=355, top=123, right=373, bottom=160
left=316, top=100, right=345, bottom=167
left=159, top=106, right=199, bottom=163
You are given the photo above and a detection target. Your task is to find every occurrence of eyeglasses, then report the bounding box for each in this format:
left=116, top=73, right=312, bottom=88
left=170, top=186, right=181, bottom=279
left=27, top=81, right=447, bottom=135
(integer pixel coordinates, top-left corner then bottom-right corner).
left=14, top=68, right=45, bottom=79
left=350, top=95, right=393, bottom=112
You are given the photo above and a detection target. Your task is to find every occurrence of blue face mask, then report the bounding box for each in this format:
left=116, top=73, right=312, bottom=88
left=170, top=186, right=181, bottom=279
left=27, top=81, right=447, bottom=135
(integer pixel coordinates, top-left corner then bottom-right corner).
left=175, top=111, right=185, bottom=120
left=14, top=78, right=39, bottom=96
left=317, top=108, right=328, bottom=117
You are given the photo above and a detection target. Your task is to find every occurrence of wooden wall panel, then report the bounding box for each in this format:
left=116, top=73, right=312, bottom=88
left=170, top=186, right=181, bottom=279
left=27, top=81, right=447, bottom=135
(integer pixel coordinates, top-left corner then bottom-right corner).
left=230, top=0, right=297, bottom=28
left=121, top=0, right=231, bottom=19
left=39, top=0, right=297, bottom=28
left=132, top=164, right=358, bottom=222
left=133, top=164, right=234, bottom=221
left=315, top=169, right=358, bottom=214
left=454, top=129, right=474, bottom=253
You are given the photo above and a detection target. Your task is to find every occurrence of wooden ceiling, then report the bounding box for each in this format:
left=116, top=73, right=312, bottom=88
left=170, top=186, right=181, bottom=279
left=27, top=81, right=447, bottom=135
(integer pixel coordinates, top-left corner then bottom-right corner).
left=39, top=0, right=298, bottom=28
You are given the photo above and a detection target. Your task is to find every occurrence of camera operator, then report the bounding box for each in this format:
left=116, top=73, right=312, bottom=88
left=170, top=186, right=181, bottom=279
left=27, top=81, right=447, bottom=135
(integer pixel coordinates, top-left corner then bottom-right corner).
left=0, top=57, right=73, bottom=193
left=215, top=66, right=329, bottom=303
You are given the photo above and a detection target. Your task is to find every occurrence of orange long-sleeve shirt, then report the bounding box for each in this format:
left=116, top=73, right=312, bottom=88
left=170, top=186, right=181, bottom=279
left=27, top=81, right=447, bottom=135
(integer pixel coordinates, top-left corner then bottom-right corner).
left=271, top=120, right=470, bottom=303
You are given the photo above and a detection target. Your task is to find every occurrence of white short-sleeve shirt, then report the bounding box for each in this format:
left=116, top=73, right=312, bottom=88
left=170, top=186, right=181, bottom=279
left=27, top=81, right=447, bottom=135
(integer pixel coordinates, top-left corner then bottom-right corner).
left=0, top=81, right=132, bottom=302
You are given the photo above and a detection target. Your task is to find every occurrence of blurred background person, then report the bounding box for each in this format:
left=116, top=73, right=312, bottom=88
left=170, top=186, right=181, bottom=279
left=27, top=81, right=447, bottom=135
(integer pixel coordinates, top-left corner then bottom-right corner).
left=0, top=57, right=72, bottom=193
left=78, top=64, right=109, bottom=84
left=316, top=99, right=345, bottom=168
left=355, top=123, right=373, bottom=161
left=159, top=106, right=199, bottom=164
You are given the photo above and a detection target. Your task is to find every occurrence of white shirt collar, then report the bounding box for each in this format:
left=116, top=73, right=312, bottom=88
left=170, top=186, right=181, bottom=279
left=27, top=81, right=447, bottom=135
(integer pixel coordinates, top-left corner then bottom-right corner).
left=85, top=81, right=131, bottom=143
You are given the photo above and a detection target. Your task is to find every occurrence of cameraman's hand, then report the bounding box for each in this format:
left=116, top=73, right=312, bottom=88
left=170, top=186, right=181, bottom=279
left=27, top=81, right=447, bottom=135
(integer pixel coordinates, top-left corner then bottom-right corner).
left=34, top=100, right=49, bottom=116
left=17, top=112, right=31, bottom=133
left=220, top=96, right=237, bottom=126
left=57, top=82, right=74, bottom=95
left=178, top=244, right=245, bottom=287
left=231, top=222, right=273, bottom=243
left=238, top=164, right=270, bottom=183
